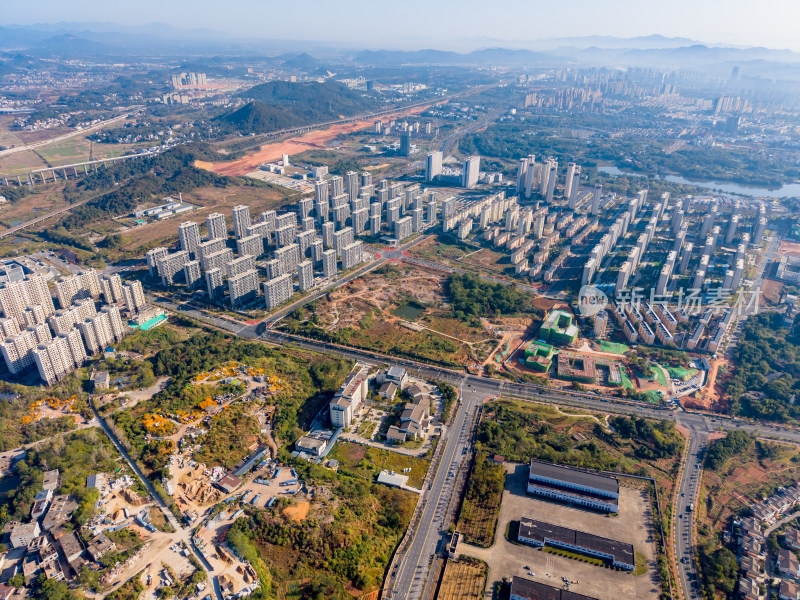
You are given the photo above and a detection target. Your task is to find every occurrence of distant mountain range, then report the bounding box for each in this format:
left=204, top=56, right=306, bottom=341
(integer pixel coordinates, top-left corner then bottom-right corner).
left=2, top=22, right=800, bottom=76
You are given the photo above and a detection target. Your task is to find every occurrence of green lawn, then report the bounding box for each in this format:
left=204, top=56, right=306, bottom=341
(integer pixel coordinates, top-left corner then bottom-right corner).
left=665, top=366, right=699, bottom=381
left=327, top=441, right=430, bottom=488
left=599, top=341, right=629, bottom=355
left=645, top=390, right=663, bottom=404
left=357, top=421, right=376, bottom=438
left=633, top=550, right=648, bottom=576
left=621, top=371, right=635, bottom=390
left=653, top=365, right=668, bottom=387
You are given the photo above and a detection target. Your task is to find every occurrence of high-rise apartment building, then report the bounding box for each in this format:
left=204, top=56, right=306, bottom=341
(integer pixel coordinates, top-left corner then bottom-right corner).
left=227, top=270, right=260, bottom=307
left=566, top=164, right=581, bottom=209
left=462, top=156, right=481, bottom=188
left=225, top=255, right=256, bottom=280
left=206, top=213, right=227, bottom=240
left=205, top=268, right=224, bottom=301
left=0, top=330, right=36, bottom=374
left=232, top=205, right=251, bottom=239
left=157, top=251, right=190, bottom=286
left=322, top=249, right=338, bottom=278
left=100, top=274, right=124, bottom=305
left=122, top=281, right=146, bottom=313
left=425, top=151, right=443, bottom=183
left=146, top=247, right=169, bottom=277
left=178, top=221, right=201, bottom=258
left=341, top=242, right=364, bottom=271
left=297, top=260, right=313, bottom=292
left=263, top=274, right=293, bottom=310
left=184, top=260, right=202, bottom=289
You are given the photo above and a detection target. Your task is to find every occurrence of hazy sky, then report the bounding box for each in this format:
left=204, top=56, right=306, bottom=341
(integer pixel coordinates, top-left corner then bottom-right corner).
left=5, top=0, right=800, bottom=50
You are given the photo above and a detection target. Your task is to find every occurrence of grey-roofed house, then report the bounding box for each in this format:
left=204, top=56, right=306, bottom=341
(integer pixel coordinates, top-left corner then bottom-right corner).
left=786, top=527, right=800, bottom=551
left=378, top=382, right=398, bottom=400
left=42, top=469, right=59, bottom=491
left=214, top=473, right=242, bottom=494
left=10, top=522, right=40, bottom=548
left=42, top=494, right=79, bottom=531
left=296, top=435, right=327, bottom=457
left=384, top=366, right=407, bottom=387
left=778, top=548, right=800, bottom=579
left=780, top=579, right=800, bottom=600
left=57, top=531, right=84, bottom=563
left=86, top=532, right=116, bottom=563
left=386, top=426, right=407, bottom=444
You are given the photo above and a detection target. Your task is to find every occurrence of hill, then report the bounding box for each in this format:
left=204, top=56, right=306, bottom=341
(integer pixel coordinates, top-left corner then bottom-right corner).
left=222, top=101, right=302, bottom=134
left=219, top=80, right=376, bottom=134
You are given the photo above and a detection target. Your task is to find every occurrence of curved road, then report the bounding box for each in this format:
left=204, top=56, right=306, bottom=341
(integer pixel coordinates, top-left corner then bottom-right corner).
left=150, top=292, right=800, bottom=600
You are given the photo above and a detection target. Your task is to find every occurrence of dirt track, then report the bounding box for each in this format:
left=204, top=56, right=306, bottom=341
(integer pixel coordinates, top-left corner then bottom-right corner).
left=196, top=105, right=432, bottom=177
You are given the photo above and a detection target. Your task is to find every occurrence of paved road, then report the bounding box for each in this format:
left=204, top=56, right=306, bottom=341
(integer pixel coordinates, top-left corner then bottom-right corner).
left=437, top=110, right=502, bottom=156
left=389, top=382, right=482, bottom=600
left=148, top=277, right=800, bottom=600
left=674, top=418, right=710, bottom=600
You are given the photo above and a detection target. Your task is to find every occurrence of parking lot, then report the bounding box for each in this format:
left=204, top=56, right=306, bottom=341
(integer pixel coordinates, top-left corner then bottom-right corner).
left=458, top=463, right=662, bottom=600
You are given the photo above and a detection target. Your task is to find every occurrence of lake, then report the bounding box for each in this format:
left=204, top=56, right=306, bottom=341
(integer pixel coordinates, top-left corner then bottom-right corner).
left=392, top=302, right=426, bottom=321
left=597, top=166, right=800, bottom=198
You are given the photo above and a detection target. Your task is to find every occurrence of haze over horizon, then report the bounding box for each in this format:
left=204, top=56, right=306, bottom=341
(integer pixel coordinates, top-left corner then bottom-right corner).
left=5, top=0, right=800, bottom=52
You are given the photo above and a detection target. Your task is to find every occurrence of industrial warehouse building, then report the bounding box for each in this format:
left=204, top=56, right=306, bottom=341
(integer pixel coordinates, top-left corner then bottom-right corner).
left=527, top=459, right=620, bottom=513
left=510, top=576, right=598, bottom=600
left=517, top=517, right=635, bottom=570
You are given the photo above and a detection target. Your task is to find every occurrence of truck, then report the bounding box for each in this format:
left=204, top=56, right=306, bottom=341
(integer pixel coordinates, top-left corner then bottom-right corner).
left=250, top=494, right=261, bottom=505
left=280, top=478, right=298, bottom=487
left=687, top=503, right=694, bottom=512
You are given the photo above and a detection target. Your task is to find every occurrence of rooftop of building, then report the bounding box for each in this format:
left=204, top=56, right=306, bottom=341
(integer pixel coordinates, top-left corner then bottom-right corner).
left=510, top=576, right=598, bottom=600
left=518, top=517, right=634, bottom=566
left=529, top=459, right=619, bottom=496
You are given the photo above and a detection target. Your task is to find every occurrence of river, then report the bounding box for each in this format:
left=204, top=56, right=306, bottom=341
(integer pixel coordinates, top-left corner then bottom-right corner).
left=597, top=166, right=800, bottom=198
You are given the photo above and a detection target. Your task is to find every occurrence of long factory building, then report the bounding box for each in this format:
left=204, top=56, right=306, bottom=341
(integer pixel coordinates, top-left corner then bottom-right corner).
left=517, top=517, right=635, bottom=570
left=527, top=459, right=620, bottom=513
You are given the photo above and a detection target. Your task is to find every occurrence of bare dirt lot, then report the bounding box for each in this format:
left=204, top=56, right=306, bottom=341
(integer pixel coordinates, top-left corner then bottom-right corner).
left=684, top=357, right=730, bottom=413
left=196, top=105, right=432, bottom=177
left=760, top=278, right=785, bottom=306
left=779, top=240, right=800, bottom=258
left=116, top=184, right=294, bottom=252
left=300, top=262, right=497, bottom=365
left=0, top=183, right=72, bottom=230
left=458, top=463, right=661, bottom=600
left=437, top=558, right=487, bottom=600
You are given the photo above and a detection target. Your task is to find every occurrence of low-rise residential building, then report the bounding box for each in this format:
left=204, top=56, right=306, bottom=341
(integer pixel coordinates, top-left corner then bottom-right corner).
left=10, top=522, right=40, bottom=548
left=778, top=548, right=800, bottom=580
left=295, top=435, right=327, bottom=457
